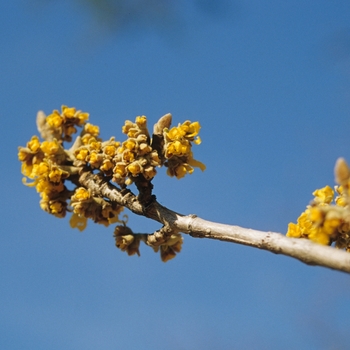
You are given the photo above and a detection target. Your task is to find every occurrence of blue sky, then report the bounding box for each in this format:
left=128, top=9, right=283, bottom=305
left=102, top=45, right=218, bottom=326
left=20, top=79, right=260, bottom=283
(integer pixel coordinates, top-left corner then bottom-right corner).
left=2, top=1, right=350, bottom=349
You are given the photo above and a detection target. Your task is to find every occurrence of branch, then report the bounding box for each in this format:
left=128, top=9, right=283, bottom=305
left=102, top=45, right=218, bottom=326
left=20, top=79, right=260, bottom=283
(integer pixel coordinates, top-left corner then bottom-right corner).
left=79, top=171, right=350, bottom=274
left=178, top=216, right=350, bottom=274
left=21, top=108, right=350, bottom=272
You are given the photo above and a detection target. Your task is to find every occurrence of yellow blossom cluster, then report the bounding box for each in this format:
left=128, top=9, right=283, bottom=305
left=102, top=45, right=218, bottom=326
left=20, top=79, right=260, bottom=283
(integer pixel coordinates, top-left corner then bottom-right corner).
left=70, top=187, right=123, bottom=231
left=19, top=106, right=205, bottom=262
left=18, top=135, right=70, bottom=218
left=114, top=225, right=183, bottom=262
left=71, top=115, right=205, bottom=185
left=163, top=121, right=206, bottom=179
left=73, top=136, right=121, bottom=178
left=72, top=116, right=161, bottom=186
left=114, top=116, right=161, bottom=184
left=287, top=158, right=350, bottom=250
left=152, top=233, right=183, bottom=262
left=114, top=225, right=141, bottom=257
left=45, top=105, right=89, bottom=142
left=18, top=106, right=124, bottom=229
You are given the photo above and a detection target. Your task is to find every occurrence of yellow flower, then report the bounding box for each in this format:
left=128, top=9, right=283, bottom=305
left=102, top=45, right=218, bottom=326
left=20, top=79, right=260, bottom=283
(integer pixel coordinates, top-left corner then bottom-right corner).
left=313, top=185, right=334, bottom=204
left=89, top=140, right=101, bottom=151
left=41, top=139, right=60, bottom=155
left=194, top=136, right=201, bottom=145
left=114, top=225, right=140, bottom=256
left=165, top=121, right=201, bottom=141
left=21, top=162, right=34, bottom=178
left=50, top=201, right=65, bottom=216
left=99, top=204, right=124, bottom=225
left=308, top=228, right=330, bottom=245
left=35, top=177, right=50, bottom=193
left=160, top=245, right=177, bottom=262
left=163, top=120, right=204, bottom=179
left=113, top=163, right=127, bottom=178
left=336, top=196, right=347, bottom=207
left=189, top=122, right=200, bottom=135
left=308, top=207, right=324, bottom=225
left=107, top=206, right=124, bottom=225
left=84, top=123, right=99, bottom=136
left=100, top=159, right=114, bottom=172
left=135, top=115, right=147, bottom=127
left=73, top=187, right=91, bottom=201
left=323, top=217, right=341, bottom=236
left=138, top=143, right=152, bottom=156
left=123, top=139, right=137, bottom=151
left=36, top=178, right=64, bottom=194
left=127, top=162, right=142, bottom=176
left=76, top=112, right=89, bottom=125
left=335, top=186, right=348, bottom=207
left=122, top=120, right=135, bottom=136
left=171, top=164, right=194, bottom=179
left=69, top=213, right=88, bottom=232
left=122, top=149, right=135, bottom=163
left=27, top=136, right=41, bottom=153
left=143, top=166, right=156, bottom=180
left=32, top=161, right=50, bottom=177
left=286, top=222, right=302, bottom=238
left=75, top=148, right=89, bottom=161
left=18, top=148, right=28, bottom=162
left=65, top=125, right=77, bottom=136
left=46, top=111, right=63, bottom=128
left=297, top=210, right=312, bottom=232
left=166, top=140, right=190, bottom=158
left=166, top=126, right=186, bottom=141
left=39, top=198, right=50, bottom=212
left=88, top=151, right=101, bottom=168
left=115, top=235, right=140, bottom=256
left=103, top=145, right=116, bottom=157
left=61, top=105, right=89, bottom=125
left=49, top=166, right=67, bottom=183
left=159, top=234, right=183, bottom=262
left=184, top=121, right=200, bottom=138
left=61, top=106, right=76, bottom=118
left=81, top=134, right=93, bottom=145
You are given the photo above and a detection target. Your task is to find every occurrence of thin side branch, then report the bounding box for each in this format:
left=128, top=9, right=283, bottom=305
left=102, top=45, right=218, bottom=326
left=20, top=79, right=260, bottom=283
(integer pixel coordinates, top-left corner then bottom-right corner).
left=79, top=171, right=350, bottom=274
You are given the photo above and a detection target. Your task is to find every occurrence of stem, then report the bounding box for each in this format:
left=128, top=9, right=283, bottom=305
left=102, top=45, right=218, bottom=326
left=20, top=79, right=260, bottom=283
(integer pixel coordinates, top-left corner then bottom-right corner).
left=79, top=171, right=350, bottom=274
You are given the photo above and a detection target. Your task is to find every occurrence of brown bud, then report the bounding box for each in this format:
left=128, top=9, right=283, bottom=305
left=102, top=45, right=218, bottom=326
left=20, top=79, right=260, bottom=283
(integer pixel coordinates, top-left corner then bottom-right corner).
left=335, top=158, right=350, bottom=185
left=36, top=111, right=52, bottom=141
left=153, top=113, right=172, bottom=135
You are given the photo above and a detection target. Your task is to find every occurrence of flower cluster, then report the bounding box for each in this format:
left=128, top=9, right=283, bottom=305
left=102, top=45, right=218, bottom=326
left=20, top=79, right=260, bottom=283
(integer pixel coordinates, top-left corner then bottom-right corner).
left=19, top=106, right=205, bottom=262
left=152, top=233, right=183, bottom=262
left=114, top=225, right=183, bottom=262
left=287, top=158, right=350, bottom=251
left=40, top=106, right=89, bottom=143
left=113, top=116, right=161, bottom=185
left=73, top=135, right=121, bottom=178
left=72, top=116, right=205, bottom=186
left=163, top=121, right=206, bottom=179
left=18, top=135, right=70, bottom=218
left=70, top=187, right=124, bottom=231
left=114, top=225, right=141, bottom=257
left=18, top=106, right=124, bottom=228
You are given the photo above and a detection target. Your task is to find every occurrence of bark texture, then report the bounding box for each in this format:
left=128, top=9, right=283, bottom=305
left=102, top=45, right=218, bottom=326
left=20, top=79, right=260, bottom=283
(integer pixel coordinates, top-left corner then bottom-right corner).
left=80, top=171, right=350, bottom=274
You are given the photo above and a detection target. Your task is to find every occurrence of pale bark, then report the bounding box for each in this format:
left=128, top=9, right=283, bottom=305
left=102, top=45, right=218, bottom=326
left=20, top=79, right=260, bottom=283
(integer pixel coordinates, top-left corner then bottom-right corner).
left=80, top=171, right=350, bottom=274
